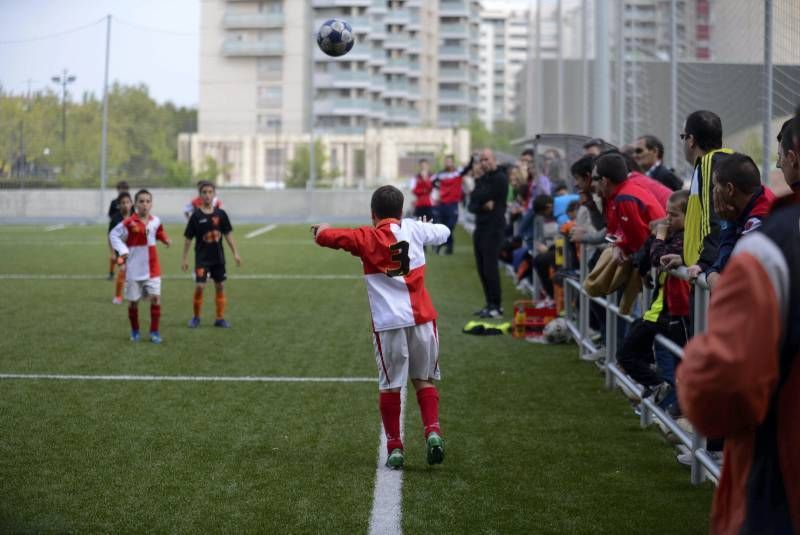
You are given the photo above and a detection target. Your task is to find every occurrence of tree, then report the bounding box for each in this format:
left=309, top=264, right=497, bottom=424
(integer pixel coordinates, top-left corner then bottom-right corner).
left=284, top=141, right=338, bottom=188
left=467, top=117, right=525, bottom=154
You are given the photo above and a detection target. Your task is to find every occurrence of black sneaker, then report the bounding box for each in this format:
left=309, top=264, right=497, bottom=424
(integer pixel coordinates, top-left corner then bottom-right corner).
left=480, top=307, right=503, bottom=319
left=474, top=306, right=489, bottom=316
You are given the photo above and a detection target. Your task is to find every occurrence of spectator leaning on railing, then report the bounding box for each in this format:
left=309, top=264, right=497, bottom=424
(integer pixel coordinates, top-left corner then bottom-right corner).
left=592, top=153, right=666, bottom=265
left=661, top=110, right=732, bottom=281
left=777, top=116, right=800, bottom=193
left=705, top=153, right=775, bottom=291
left=678, top=192, right=800, bottom=534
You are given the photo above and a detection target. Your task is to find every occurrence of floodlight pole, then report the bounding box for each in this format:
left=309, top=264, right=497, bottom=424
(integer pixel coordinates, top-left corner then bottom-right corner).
left=100, top=14, right=112, bottom=216
left=52, top=68, right=77, bottom=176
left=307, top=1, right=317, bottom=219
left=762, top=0, right=773, bottom=184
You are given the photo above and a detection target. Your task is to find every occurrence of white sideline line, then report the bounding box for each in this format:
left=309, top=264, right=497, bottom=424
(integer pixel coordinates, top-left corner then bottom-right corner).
left=0, top=373, right=375, bottom=383
left=245, top=224, right=277, bottom=239
left=0, top=273, right=360, bottom=281
left=43, top=224, right=66, bottom=232
left=368, top=387, right=406, bottom=535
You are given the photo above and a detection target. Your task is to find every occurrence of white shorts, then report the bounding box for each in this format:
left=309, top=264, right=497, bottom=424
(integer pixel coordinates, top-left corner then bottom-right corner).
left=125, top=278, right=161, bottom=302
left=373, top=320, right=440, bottom=390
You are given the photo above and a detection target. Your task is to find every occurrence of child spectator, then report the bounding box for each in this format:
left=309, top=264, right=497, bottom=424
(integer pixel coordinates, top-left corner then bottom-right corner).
left=311, top=185, right=450, bottom=470
left=106, top=181, right=129, bottom=279
left=109, top=189, right=171, bottom=343
left=617, top=190, right=690, bottom=405
left=109, top=191, right=133, bottom=305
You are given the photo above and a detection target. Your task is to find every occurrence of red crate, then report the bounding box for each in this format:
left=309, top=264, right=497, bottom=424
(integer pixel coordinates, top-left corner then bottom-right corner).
left=512, top=300, right=558, bottom=339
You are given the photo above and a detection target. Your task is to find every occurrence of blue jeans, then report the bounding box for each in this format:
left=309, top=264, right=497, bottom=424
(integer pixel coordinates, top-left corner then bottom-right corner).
left=436, top=203, right=459, bottom=254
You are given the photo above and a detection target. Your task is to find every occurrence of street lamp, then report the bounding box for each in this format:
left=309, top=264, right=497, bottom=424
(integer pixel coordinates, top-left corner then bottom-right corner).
left=51, top=68, right=76, bottom=175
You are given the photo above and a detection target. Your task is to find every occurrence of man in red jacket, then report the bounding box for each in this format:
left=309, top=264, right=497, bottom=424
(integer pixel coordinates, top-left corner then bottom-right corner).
left=678, top=193, right=800, bottom=534
left=433, top=154, right=474, bottom=255
left=592, top=153, right=666, bottom=264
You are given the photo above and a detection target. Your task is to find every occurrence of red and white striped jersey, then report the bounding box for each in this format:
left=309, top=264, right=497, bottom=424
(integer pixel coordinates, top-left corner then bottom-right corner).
left=316, top=218, right=450, bottom=332
left=109, top=213, right=170, bottom=281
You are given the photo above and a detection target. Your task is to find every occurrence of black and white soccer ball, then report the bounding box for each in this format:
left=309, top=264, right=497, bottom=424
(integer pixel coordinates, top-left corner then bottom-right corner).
left=316, top=19, right=355, bottom=57
left=543, top=318, right=569, bottom=344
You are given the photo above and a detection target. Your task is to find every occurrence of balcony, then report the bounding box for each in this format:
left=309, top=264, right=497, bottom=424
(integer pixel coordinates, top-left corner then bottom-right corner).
left=439, top=66, right=470, bottom=82
left=371, top=0, right=387, bottom=12
left=440, top=24, right=469, bottom=38
left=384, top=33, right=409, bottom=50
left=438, top=110, right=468, bottom=127
left=438, top=45, right=470, bottom=60
left=369, top=47, right=387, bottom=65
left=438, top=88, right=470, bottom=105
left=223, top=13, right=284, bottom=29
left=312, top=0, right=370, bottom=6
left=222, top=39, right=283, bottom=56
left=315, top=70, right=371, bottom=88
left=385, top=11, right=409, bottom=25
left=382, top=57, right=409, bottom=74
left=384, top=80, right=409, bottom=97
left=439, top=0, right=470, bottom=17
left=315, top=97, right=372, bottom=115
left=314, top=16, right=370, bottom=32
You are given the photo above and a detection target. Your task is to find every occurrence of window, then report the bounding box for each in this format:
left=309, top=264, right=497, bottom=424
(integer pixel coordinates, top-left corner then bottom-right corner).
left=257, top=86, right=282, bottom=107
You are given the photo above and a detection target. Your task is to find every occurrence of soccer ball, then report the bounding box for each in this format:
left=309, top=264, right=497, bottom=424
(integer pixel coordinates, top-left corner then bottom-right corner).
left=543, top=318, right=569, bottom=344
left=316, top=19, right=355, bottom=57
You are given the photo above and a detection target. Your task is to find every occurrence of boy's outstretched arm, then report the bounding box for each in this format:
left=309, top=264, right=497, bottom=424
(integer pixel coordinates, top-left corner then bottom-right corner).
left=224, top=233, right=241, bottom=267
left=312, top=223, right=363, bottom=256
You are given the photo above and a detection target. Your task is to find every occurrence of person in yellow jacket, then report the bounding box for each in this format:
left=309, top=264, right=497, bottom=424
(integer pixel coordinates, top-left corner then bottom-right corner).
left=661, top=110, right=732, bottom=283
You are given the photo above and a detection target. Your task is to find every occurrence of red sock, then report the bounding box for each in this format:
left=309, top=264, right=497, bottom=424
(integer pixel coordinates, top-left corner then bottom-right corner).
left=416, top=386, right=441, bottom=437
left=128, top=304, right=139, bottom=331
left=150, top=303, right=161, bottom=333
left=379, top=391, right=403, bottom=453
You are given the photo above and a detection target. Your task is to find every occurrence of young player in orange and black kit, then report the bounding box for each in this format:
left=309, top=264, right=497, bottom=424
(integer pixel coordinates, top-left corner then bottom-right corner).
left=182, top=182, right=241, bottom=328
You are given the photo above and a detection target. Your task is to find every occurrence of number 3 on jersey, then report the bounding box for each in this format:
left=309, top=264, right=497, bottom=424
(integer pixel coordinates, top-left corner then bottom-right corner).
left=386, top=240, right=410, bottom=277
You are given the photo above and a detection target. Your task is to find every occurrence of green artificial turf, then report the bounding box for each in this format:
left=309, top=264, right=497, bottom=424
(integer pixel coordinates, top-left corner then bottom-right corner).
left=0, top=223, right=713, bottom=533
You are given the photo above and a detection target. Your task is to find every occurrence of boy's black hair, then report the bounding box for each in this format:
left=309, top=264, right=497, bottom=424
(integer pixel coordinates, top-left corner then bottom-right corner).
left=570, top=155, right=594, bottom=178
left=532, top=194, right=553, bottom=215
left=371, top=185, right=404, bottom=220
left=117, top=191, right=132, bottom=202
left=566, top=200, right=580, bottom=214
left=134, top=189, right=152, bottom=203
left=199, top=181, right=216, bottom=191
left=713, top=153, right=761, bottom=195
left=668, top=189, right=689, bottom=213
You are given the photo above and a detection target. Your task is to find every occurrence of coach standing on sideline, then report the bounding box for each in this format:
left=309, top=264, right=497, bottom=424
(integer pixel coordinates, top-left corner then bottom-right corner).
left=468, top=149, right=508, bottom=319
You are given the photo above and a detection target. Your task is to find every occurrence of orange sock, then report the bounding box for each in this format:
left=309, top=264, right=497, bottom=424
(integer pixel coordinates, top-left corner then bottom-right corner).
left=215, top=290, right=226, bottom=320
left=193, top=287, right=203, bottom=318
left=115, top=269, right=125, bottom=298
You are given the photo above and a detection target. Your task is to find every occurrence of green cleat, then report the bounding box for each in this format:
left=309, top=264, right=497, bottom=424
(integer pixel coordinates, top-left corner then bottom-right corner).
left=426, top=432, right=445, bottom=465
left=386, top=448, right=404, bottom=470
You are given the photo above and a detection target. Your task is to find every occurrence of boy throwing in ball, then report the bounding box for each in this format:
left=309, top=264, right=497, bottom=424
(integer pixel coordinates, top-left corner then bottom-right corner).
left=311, top=185, right=450, bottom=469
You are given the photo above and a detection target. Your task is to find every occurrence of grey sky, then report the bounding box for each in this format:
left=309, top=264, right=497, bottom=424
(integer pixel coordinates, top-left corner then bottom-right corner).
left=0, top=0, right=199, bottom=107
left=0, top=0, right=542, bottom=108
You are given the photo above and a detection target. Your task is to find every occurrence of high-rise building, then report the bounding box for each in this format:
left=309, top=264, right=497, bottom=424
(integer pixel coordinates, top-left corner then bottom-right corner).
left=478, top=8, right=530, bottom=130
left=199, top=0, right=480, bottom=137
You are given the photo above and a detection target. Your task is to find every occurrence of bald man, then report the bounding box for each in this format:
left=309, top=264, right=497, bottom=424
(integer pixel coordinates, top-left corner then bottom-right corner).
left=468, top=149, right=509, bottom=318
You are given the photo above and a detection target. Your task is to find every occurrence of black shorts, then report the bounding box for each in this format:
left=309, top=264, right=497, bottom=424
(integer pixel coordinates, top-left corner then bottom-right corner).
left=194, top=264, right=226, bottom=283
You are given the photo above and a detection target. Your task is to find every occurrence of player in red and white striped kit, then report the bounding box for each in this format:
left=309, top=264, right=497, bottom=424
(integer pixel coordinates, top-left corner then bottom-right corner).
left=311, top=185, right=450, bottom=469
left=109, top=189, right=172, bottom=344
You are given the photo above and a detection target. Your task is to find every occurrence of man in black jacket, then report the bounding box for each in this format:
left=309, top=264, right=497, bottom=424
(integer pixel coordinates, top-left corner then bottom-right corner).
left=468, top=149, right=508, bottom=318
left=634, top=135, right=683, bottom=191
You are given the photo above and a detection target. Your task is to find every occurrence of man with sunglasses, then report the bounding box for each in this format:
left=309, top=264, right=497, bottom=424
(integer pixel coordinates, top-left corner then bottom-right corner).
left=634, top=135, right=682, bottom=191
left=661, top=110, right=732, bottom=282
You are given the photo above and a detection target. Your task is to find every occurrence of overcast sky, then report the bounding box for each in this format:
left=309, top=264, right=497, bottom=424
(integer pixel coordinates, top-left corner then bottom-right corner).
left=0, top=0, right=199, bottom=107
left=0, top=0, right=542, bottom=108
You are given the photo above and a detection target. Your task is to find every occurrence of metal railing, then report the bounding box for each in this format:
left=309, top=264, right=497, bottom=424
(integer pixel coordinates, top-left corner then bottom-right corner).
left=561, top=244, right=721, bottom=486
